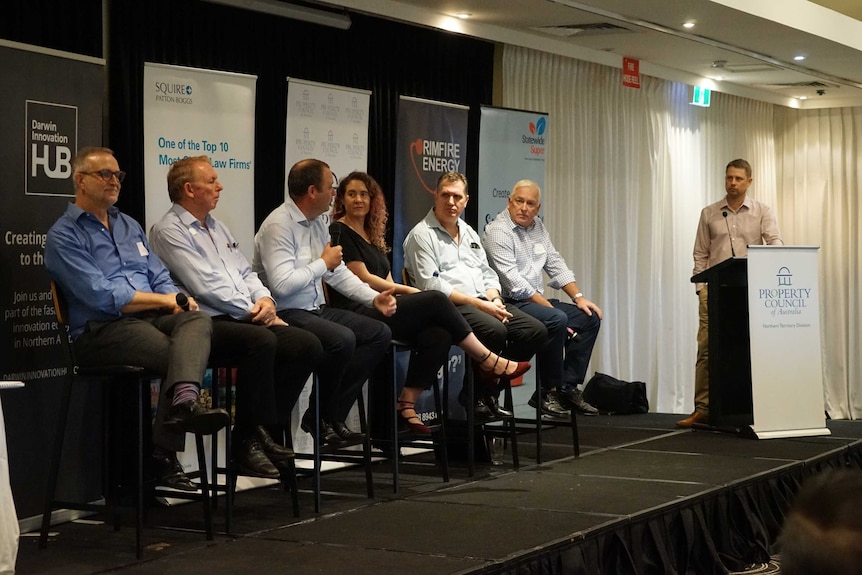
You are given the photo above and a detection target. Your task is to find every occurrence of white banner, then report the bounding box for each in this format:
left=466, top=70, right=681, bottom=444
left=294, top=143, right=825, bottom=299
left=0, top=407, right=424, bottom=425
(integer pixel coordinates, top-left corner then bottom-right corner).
left=143, top=62, right=257, bottom=260
left=285, top=78, right=370, bottom=191
left=747, top=246, right=828, bottom=438
left=477, top=107, right=548, bottom=231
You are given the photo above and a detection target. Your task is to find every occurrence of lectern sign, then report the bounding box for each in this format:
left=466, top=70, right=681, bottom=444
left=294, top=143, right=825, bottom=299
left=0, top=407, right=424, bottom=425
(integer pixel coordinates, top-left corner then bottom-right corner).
left=747, top=246, right=827, bottom=438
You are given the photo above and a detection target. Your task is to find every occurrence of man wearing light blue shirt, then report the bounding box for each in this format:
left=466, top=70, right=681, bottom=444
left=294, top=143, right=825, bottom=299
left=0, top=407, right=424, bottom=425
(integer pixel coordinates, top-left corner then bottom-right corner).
left=150, top=156, right=324, bottom=474
left=253, top=158, right=395, bottom=446
left=44, top=147, right=229, bottom=491
left=483, top=179, right=602, bottom=416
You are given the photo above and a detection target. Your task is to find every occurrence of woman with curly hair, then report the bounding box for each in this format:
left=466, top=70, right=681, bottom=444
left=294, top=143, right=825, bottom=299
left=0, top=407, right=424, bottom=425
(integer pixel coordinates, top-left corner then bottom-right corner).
left=328, top=171, right=530, bottom=432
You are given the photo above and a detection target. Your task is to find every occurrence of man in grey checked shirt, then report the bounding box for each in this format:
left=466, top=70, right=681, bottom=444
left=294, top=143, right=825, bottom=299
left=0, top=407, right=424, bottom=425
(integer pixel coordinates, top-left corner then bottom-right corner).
left=483, top=179, right=601, bottom=416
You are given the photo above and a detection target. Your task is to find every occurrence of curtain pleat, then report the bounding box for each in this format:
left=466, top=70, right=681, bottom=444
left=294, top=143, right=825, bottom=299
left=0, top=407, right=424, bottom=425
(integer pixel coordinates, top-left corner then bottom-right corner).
left=503, top=44, right=859, bottom=419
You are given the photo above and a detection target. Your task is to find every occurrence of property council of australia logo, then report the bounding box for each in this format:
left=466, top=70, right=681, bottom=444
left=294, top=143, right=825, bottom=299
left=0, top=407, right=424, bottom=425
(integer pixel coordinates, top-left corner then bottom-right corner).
left=757, top=266, right=812, bottom=317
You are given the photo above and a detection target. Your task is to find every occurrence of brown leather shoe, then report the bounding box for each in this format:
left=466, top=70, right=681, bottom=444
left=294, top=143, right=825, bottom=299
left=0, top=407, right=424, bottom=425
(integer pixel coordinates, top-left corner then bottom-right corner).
left=676, top=412, right=709, bottom=428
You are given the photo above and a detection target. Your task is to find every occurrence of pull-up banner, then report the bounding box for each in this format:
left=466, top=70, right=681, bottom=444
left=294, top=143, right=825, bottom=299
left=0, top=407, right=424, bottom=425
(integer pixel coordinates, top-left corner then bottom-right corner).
left=392, top=96, right=469, bottom=278
left=285, top=78, right=371, bottom=193
left=143, top=62, right=257, bottom=260
left=0, top=40, right=103, bottom=384
left=392, top=96, right=469, bottom=419
left=477, top=106, right=548, bottom=231
left=0, top=37, right=104, bottom=538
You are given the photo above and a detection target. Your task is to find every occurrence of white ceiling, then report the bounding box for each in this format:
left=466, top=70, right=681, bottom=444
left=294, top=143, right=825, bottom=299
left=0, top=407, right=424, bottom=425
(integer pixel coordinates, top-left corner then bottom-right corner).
left=320, top=0, right=862, bottom=109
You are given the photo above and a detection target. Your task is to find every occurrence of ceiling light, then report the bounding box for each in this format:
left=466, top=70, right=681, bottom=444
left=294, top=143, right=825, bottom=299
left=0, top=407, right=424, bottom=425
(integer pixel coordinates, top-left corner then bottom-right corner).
left=794, top=55, right=806, bottom=61
left=201, top=0, right=351, bottom=30
left=455, top=12, right=472, bottom=19
left=683, top=21, right=695, bottom=29
left=798, top=96, right=808, bottom=100
left=714, top=76, right=724, bottom=81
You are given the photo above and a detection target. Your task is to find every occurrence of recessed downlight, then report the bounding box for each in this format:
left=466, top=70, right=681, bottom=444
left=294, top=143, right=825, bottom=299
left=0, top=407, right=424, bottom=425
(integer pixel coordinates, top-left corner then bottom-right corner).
left=794, top=55, right=806, bottom=61
left=683, top=21, right=695, bottom=29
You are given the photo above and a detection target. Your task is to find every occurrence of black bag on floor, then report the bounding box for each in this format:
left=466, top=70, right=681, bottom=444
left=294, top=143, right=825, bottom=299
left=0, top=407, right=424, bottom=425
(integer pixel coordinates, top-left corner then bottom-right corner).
left=582, top=372, right=649, bottom=414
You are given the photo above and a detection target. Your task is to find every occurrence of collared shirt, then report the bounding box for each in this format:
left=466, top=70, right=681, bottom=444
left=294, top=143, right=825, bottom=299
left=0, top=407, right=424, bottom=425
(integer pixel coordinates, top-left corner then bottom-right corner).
left=402, top=208, right=500, bottom=298
left=149, top=203, right=272, bottom=319
left=252, top=198, right=377, bottom=311
left=44, top=203, right=177, bottom=338
left=482, top=209, right=576, bottom=301
left=693, top=195, right=783, bottom=291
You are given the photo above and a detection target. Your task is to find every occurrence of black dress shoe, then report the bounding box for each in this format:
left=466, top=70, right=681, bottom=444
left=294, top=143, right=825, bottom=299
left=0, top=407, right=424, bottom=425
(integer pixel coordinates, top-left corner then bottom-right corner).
left=255, top=426, right=294, bottom=460
left=528, top=391, right=571, bottom=419
left=483, top=394, right=514, bottom=418
left=331, top=421, right=367, bottom=444
left=556, top=387, right=599, bottom=415
left=300, top=413, right=345, bottom=447
left=152, top=452, right=197, bottom=492
left=457, top=389, right=496, bottom=420
left=233, top=438, right=280, bottom=479
left=163, top=400, right=230, bottom=435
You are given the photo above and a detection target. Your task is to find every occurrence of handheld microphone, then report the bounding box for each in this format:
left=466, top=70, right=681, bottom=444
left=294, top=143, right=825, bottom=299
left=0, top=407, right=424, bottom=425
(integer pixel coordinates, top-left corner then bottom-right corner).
left=328, top=222, right=341, bottom=247
left=175, top=292, right=190, bottom=311
left=722, top=211, right=736, bottom=257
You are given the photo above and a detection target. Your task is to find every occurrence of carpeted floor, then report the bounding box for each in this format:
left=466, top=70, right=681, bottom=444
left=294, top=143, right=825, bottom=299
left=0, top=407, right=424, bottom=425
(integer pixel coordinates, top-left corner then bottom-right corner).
left=17, top=413, right=862, bottom=574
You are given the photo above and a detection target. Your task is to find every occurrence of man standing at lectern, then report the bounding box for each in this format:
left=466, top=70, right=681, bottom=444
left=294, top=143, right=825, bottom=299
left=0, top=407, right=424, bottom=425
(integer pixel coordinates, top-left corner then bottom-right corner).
left=677, top=159, right=783, bottom=428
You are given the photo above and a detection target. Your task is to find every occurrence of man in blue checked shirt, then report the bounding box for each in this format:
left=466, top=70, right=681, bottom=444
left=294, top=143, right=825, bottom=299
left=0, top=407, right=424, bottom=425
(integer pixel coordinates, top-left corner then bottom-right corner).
left=483, top=179, right=602, bottom=417
left=44, top=147, right=229, bottom=491
left=150, top=156, right=324, bottom=477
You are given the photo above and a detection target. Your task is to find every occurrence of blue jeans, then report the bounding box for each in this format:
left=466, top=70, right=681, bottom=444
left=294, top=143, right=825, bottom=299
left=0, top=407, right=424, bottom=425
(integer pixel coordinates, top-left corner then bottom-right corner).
left=514, top=299, right=601, bottom=393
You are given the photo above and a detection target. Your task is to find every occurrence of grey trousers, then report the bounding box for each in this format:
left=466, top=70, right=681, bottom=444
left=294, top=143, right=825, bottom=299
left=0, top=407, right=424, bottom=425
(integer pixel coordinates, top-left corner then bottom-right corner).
left=74, top=311, right=213, bottom=452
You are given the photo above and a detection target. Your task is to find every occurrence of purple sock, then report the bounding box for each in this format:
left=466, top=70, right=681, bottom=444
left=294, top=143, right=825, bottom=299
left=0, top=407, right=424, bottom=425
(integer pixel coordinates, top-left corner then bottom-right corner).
left=171, top=382, right=199, bottom=406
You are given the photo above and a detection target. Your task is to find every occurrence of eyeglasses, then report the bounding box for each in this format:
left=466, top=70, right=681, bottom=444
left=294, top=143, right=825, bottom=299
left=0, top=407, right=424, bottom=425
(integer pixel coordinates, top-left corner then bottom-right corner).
left=80, top=169, right=126, bottom=184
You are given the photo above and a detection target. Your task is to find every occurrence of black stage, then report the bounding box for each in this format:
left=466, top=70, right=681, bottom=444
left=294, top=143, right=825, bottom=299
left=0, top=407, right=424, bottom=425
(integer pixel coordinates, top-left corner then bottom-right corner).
left=17, top=413, right=862, bottom=574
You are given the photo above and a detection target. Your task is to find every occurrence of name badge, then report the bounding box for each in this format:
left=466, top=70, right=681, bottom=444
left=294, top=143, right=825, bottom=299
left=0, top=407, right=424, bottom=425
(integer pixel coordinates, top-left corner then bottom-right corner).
left=137, top=241, right=149, bottom=257
left=533, top=243, right=546, bottom=255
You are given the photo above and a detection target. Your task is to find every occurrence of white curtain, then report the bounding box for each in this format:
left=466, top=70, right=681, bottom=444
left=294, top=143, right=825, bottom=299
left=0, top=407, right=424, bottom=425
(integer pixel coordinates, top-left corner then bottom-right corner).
left=501, top=45, right=858, bottom=418
left=774, top=107, right=862, bottom=418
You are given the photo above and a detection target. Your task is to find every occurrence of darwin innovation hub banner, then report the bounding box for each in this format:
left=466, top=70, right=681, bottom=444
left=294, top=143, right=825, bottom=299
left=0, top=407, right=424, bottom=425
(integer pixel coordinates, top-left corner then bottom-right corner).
left=0, top=40, right=103, bottom=385
left=0, top=39, right=104, bottom=531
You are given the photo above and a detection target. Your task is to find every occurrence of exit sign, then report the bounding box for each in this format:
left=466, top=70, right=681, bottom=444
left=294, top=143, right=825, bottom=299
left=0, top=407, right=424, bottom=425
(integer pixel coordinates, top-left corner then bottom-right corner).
left=691, top=86, right=712, bottom=107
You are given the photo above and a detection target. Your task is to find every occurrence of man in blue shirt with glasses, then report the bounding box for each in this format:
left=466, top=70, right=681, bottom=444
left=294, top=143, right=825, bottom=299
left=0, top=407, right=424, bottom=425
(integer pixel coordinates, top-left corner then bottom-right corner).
left=44, top=147, right=229, bottom=491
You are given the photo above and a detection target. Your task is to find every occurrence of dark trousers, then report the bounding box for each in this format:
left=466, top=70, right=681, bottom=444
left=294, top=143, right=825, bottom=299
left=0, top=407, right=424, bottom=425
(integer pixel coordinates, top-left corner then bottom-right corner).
left=354, top=290, right=470, bottom=390
left=457, top=302, right=547, bottom=361
left=514, top=299, right=601, bottom=392
left=74, top=311, right=212, bottom=452
left=210, top=317, right=324, bottom=427
left=277, top=307, right=391, bottom=422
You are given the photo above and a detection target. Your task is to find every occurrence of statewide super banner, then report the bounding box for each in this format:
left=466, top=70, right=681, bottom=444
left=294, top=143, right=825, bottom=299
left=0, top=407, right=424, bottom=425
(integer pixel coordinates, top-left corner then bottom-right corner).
left=143, top=63, right=257, bottom=260
left=285, top=78, right=370, bottom=192
left=0, top=41, right=104, bottom=383
left=392, top=96, right=469, bottom=278
left=477, top=106, right=548, bottom=231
